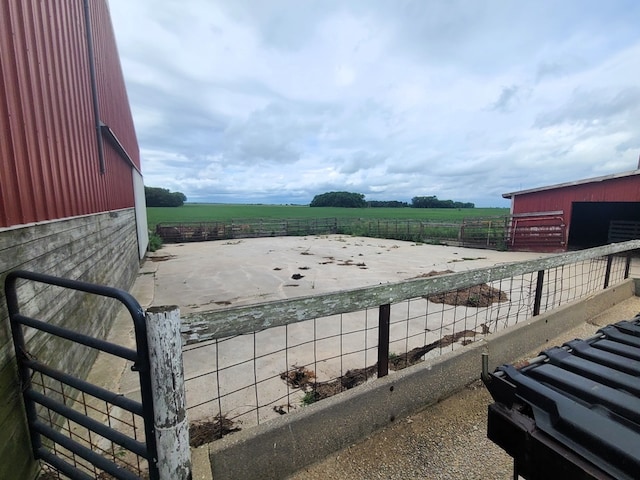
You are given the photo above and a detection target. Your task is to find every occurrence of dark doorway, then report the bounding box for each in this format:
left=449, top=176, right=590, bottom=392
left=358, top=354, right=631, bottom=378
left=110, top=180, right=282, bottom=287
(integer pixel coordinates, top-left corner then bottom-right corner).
left=568, top=202, right=640, bottom=249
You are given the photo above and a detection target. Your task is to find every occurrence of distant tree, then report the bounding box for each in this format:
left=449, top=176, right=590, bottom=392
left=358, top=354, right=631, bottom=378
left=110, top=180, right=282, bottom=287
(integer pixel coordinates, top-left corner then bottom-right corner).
left=411, top=196, right=474, bottom=209
left=367, top=200, right=409, bottom=208
left=145, top=186, right=187, bottom=207
left=410, top=196, right=438, bottom=208
left=310, top=191, right=366, bottom=208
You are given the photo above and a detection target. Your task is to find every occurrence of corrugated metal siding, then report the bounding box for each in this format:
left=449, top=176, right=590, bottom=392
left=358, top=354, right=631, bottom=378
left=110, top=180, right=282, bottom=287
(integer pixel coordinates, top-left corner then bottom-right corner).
left=513, top=175, right=640, bottom=218
left=0, top=0, right=138, bottom=228
left=92, top=0, right=140, bottom=170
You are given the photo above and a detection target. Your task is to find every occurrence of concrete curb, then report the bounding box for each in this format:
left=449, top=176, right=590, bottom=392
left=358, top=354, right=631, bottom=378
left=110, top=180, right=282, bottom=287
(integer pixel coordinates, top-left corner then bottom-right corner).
left=208, top=279, right=637, bottom=480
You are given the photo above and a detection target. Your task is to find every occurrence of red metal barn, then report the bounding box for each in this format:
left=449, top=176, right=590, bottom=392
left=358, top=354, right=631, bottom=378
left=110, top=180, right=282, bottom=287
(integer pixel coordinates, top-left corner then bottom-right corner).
left=503, top=170, right=640, bottom=252
left=0, top=1, right=147, bottom=477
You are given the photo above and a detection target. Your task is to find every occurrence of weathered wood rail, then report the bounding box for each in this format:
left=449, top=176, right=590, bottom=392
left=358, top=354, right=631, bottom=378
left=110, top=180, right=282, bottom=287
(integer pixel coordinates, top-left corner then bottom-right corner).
left=181, top=240, right=640, bottom=343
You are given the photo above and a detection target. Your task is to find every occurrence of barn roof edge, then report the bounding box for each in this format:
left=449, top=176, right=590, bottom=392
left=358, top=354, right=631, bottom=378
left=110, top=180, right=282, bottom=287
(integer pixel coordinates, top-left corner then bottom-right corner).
left=502, top=169, right=640, bottom=199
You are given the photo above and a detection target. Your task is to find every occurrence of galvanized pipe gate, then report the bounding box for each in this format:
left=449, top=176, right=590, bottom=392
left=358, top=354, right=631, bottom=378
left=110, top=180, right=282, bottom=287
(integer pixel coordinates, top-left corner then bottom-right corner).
left=5, top=270, right=160, bottom=480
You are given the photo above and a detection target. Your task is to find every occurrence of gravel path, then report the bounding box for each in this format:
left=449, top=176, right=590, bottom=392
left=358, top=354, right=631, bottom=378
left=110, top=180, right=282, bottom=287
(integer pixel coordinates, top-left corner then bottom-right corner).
left=287, top=380, right=513, bottom=480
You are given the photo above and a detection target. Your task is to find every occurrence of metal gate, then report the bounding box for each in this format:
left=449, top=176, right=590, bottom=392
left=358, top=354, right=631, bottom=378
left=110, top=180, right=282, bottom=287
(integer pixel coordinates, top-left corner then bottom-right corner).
left=459, top=216, right=509, bottom=249
left=5, top=270, right=159, bottom=480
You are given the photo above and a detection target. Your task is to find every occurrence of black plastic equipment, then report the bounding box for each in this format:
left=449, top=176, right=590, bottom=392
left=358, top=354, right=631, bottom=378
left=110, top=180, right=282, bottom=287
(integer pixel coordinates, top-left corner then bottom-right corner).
left=483, top=315, right=640, bottom=480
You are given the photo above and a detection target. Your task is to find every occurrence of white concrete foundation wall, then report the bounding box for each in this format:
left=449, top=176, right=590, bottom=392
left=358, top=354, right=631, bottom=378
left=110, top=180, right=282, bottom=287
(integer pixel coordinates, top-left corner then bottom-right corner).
left=209, top=278, right=637, bottom=480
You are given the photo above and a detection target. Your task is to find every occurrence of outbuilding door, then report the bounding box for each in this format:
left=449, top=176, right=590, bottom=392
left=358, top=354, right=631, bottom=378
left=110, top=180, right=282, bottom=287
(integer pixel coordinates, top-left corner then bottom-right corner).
left=568, top=202, right=640, bottom=249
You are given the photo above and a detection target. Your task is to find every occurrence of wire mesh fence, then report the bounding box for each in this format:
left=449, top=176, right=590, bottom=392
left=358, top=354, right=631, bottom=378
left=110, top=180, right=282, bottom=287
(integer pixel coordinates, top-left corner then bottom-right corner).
left=181, top=244, right=635, bottom=445
left=34, top=368, right=150, bottom=480
left=155, top=217, right=509, bottom=246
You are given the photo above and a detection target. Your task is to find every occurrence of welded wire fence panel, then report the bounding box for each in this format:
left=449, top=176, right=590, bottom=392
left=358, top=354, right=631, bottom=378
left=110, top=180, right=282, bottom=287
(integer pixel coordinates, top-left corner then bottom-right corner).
left=34, top=369, right=149, bottom=480
left=181, top=242, right=639, bottom=445
left=184, top=309, right=380, bottom=442
left=184, top=275, right=541, bottom=432
left=537, top=256, right=627, bottom=314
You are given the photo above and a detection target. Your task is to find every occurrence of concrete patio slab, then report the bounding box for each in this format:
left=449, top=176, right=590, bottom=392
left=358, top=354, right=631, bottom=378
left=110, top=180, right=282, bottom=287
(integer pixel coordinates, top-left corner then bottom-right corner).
left=146, top=235, right=545, bottom=314
left=88, top=236, right=639, bottom=479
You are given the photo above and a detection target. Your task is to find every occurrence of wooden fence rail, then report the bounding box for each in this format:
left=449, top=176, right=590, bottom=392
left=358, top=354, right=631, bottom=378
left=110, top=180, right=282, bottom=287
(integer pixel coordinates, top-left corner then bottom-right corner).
left=181, top=239, right=640, bottom=344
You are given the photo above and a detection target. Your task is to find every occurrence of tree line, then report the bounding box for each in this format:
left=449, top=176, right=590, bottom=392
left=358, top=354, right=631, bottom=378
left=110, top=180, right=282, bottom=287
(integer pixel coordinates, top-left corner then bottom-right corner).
left=410, top=196, right=475, bottom=209
left=145, top=186, right=187, bottom=207
left=310, top=191, right=474, bottom=209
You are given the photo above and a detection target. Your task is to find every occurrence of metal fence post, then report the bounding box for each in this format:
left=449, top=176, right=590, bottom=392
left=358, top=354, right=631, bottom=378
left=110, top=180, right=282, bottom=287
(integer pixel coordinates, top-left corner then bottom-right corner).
left=533, top=270, right=545, bottom=316
left=377, top=304, right=391, bottom=378
left=604, top=255, right=613, bottom=289
left=624, top=254, right=632, bottom=279
left=146, top=306, right=191, bottom=480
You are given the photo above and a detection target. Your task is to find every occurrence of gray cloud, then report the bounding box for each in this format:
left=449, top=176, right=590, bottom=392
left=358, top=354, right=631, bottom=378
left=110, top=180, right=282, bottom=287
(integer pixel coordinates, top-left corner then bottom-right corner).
left=109, top=0, right=640, bottom=207
left=535, top=57, right=587, bottom=83
left=535, top=87, right=640, bottom=128
left=490, top=85, right=522, bottom=113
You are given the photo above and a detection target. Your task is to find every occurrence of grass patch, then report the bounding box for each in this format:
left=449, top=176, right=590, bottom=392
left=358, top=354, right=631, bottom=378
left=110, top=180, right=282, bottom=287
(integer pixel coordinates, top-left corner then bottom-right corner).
left=147, top=204, right=508, bottom=229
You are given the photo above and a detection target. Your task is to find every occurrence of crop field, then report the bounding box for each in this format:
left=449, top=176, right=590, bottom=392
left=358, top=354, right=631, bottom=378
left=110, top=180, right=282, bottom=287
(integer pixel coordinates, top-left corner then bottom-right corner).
left=147, top=204, right=509, bottom=228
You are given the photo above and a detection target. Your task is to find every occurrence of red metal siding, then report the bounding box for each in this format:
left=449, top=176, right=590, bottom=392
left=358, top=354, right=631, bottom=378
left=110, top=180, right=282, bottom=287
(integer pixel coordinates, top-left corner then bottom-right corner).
left=513, top=175, right=640, bottom=218
left=92, top=0, right=140, bottom=170
left=0, top=0, right=139, bottom=228
left=511, top=174, right=640, bottom=250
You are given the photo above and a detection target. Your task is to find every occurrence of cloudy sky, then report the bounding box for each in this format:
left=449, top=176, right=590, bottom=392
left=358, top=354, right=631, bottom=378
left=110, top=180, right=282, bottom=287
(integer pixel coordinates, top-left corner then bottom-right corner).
left=108, top=0, right=640, bottom=207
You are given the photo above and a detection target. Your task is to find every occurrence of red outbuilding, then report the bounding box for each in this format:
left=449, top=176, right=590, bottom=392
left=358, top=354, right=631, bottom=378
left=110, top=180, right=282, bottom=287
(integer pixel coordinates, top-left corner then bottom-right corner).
left=503, top=169, right=640, bottom=252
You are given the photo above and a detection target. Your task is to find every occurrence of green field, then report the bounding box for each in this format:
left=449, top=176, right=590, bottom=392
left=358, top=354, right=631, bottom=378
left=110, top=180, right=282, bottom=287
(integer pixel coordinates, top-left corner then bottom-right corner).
left=147, top=204, right=509, bottom=228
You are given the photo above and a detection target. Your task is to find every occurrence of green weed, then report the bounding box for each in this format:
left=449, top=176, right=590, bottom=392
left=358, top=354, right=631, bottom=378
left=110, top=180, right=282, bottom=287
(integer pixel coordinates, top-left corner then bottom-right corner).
left=148, top=232, right=163, bottom=252
left=301, top=391, right=318, bottom=406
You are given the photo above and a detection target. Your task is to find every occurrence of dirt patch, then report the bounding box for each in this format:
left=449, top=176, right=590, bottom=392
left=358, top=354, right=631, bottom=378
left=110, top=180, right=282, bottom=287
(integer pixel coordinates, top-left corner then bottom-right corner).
left=281, top=366, right=316, bottom=388
left=427, top=284, right=508, bottom=308
left=148, top=254, right=175, bottom=262
left=280, top=326, right=489, bottom=405
left=447, top=256, right=487, bottom=263
left=339, top=365, right=378, bottom=389
left=337, top=260, right=367, bottom=267
left=280, top=365, right=378, bottom=404
left=273, top=404, right=293, bottom=415
left=414, top=270, right=508, bottom=307
left=389, top=329, right=484, bottom=370
left=189, top=415, right=241, bottom=447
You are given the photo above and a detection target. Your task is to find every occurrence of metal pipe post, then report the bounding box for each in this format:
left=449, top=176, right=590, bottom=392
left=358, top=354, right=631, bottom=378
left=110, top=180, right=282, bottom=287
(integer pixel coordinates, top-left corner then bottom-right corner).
left=377, top=304, right=391, bottom=378
left=604, top=255, right=613, bottom=289
left=533, top=270, right=545, bottom=316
